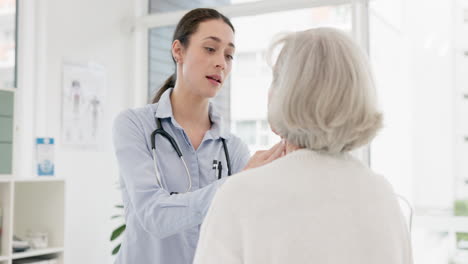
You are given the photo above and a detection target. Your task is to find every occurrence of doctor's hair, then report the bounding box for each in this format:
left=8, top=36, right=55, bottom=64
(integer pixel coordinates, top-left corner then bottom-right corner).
left=151, top=8, right=235, bottom=103
left=267, top=28, right=383, bottom=154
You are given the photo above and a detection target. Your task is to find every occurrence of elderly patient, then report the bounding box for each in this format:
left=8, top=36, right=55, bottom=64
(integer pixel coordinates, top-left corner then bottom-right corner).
left=193, top=28, right=413, bottom=264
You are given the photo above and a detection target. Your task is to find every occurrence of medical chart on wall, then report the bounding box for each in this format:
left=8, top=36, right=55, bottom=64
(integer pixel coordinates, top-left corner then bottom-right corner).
left=61, top=62, right=107, bottom=148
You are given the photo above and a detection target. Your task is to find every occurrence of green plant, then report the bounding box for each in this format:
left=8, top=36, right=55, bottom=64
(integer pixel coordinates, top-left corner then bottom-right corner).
left=455, top=199, right=468, bottom=216
left=110, top=205, right=126, bottom=255
left=456, top=233, right=468, bottom=244
left=455, top=199, right=468, bottom=248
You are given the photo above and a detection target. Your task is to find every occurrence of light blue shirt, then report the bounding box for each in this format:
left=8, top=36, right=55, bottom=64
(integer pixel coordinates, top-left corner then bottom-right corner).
left=112, top=88, right=250, bottom=264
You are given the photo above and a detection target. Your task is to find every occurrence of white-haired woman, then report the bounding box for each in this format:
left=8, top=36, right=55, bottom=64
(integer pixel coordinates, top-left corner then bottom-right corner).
left=193, top=28, right=413, bottom=264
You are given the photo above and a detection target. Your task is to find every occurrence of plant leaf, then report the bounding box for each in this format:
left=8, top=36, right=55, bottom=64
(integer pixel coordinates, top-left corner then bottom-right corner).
left=115, top=205, right=124, bottom=209
left=110, top=224, right=126, bottom=241
left=111, top=214, right=122, bottom=219
left=112, top=244, right=121, bottom=255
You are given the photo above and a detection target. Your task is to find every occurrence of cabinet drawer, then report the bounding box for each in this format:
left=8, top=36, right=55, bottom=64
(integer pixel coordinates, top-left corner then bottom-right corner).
left=0, top=143, right=12, bottom=174
left=0, top=90, right=14, bottom=116
left=0, top=116, right=13, bottom=142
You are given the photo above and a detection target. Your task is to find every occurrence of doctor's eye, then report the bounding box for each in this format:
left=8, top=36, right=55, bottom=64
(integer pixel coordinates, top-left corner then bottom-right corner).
left=204, top=47, right=216, bottom=53
left=225, top=54, right=234, bottom=61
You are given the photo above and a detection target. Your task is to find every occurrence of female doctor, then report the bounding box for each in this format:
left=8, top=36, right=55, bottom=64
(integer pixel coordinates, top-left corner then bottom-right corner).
left=112, top=8, right=284, bottom=264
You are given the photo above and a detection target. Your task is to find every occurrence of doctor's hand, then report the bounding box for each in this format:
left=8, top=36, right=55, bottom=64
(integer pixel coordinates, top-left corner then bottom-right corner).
left=242, top=141, right=286, bottom=171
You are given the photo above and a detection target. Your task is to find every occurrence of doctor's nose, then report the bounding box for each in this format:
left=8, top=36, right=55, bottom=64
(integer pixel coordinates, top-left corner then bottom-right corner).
left=215, top=55, right=227, bottom=70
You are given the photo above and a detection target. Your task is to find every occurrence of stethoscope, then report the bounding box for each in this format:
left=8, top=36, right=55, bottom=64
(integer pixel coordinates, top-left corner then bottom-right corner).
left=150, top=116, right=231, bottom=194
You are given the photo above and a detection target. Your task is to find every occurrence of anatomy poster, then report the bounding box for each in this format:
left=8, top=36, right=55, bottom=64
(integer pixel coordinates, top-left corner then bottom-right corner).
left=61, top=62, right=107, bottom=148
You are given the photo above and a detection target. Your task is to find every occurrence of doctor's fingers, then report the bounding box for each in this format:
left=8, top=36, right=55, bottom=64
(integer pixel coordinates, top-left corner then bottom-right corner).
left=261, top=141, right=284, bottom=157
left=242, top=142, right=285, bottom=171
left=264, top=142, right=285, bottom=162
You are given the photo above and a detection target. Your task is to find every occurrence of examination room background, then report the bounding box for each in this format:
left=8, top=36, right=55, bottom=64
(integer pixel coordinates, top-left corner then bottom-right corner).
left=0, top=0, right=466, bottom=263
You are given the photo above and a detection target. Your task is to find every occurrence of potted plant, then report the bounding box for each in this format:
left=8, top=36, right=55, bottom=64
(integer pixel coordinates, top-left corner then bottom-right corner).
left=110, top=205, right=125, bottom=255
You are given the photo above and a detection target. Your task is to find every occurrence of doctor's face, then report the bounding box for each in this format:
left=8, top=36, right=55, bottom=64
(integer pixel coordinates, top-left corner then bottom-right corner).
left=178, top=19, right=235, bottom=98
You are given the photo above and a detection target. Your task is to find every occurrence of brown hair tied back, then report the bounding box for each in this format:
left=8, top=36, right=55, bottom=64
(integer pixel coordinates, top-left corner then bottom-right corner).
left=151, top=8, right=235, bottom=103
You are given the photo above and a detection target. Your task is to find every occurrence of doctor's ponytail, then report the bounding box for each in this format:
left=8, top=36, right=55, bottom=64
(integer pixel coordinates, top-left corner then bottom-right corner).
left=152, top=74, right=176, bottom=103
left=150, top=8, right=234, bottom=103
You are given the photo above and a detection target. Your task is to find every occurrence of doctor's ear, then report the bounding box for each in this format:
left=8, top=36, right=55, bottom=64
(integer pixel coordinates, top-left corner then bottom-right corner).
left=172, top=40, right=184, bottom=64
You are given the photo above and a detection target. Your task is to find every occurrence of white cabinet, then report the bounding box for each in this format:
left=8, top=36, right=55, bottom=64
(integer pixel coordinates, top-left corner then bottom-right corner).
left=0, top=2, right=65, bottom=263
left=0, top=178, right=65, bottom=264
left=0, top=90, right=15, bottom=176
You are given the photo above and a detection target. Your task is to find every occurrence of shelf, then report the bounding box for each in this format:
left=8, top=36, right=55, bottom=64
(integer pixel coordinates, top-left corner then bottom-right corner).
left=0, top=255, right=8, bottom=261
left=13, top=181, right=65, bottom=257
left=0, top=178, right=65, bottom=183
left=0, top=87, right=15, bottom=92
left=0, top=177, right=12, bottom=182
left=12, top=247, right=64, bottom=260
left=14, top=178, right=65, bottom=183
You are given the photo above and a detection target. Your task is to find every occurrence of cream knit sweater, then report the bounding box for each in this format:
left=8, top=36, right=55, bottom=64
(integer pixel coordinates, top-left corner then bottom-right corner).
left=193, top=149, right=413, bottom=264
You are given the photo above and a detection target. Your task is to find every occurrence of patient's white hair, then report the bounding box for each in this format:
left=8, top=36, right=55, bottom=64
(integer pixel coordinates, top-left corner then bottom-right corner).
left=268, top=28, right=382, bottom=154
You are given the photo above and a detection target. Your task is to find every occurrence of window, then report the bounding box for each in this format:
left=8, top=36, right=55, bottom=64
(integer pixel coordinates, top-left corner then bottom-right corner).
left=140, top=0, right=468, bottom=262
left=0, top=0, right=16, bottom=176
left=230, top=6, right=352, bottom=151
left=369, top=0, right=468, bottom=262
left=146, top=2, right=354, bottom=138
left=233, top=120, right=256, bottom=145
left=0, top=0, right=17, bottom=89
left=148, top=25, right=175, bottom=100
left=149, top=0, right=231, bottom=14
left=148, top=0, right=293, bottom=14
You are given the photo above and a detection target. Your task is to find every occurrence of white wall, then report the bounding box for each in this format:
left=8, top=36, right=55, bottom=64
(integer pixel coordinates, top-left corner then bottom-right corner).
left=16, top=0, right=138, bottom=263
left=370, top=0, right=455, bottom=210
left=369, top=0, right=414, bottom=204
left=407, top=0, right=455, bottom=210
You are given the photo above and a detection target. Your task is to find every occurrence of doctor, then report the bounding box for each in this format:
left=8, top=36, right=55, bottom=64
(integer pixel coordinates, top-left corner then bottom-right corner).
left=112, top=8, right=284, bottom=264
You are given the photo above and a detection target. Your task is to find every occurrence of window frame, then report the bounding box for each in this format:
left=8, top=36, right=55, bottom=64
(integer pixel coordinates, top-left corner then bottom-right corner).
left=131, top=0, right=371, bottom=164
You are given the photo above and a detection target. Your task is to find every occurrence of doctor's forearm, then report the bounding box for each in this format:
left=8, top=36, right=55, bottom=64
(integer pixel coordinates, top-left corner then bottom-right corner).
left=134, top=178, right=227, bottom=239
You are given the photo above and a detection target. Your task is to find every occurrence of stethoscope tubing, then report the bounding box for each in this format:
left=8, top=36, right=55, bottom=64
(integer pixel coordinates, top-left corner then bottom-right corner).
left=151, top=112, right=231, bottom=194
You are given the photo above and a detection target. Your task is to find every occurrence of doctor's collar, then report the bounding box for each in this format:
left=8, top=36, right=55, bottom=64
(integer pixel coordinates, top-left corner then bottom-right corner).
left=154, top=88, right=230, bottom=140
left=207, top=103, right=230, bottom=140
left=153, top=88, right=173, bottom=119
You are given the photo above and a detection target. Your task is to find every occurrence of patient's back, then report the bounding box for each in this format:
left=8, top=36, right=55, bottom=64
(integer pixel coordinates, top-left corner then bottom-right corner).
left=215, top=149, right=413, bottom=264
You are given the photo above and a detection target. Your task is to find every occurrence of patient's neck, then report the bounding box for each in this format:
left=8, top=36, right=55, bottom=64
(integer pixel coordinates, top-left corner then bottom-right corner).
left=285, top=141, right=303, bottom=154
